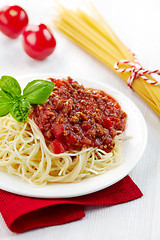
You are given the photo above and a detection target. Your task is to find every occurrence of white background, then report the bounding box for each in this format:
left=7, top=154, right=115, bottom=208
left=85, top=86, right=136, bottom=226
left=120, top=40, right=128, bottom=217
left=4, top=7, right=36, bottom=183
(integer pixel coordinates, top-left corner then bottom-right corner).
left=0, top=0, right=160, bottom=239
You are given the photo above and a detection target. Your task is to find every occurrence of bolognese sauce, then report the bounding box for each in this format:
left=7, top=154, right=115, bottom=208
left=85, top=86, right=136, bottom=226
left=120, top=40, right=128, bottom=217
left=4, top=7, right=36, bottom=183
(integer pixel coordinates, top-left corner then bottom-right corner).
left=30, top=77, right=127, bottom=154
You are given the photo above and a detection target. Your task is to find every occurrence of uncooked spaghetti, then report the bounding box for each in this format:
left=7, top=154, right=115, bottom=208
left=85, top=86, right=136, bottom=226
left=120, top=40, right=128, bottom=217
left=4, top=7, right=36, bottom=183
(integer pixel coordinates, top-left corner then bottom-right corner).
left=54, top=2, right=160, bottom=116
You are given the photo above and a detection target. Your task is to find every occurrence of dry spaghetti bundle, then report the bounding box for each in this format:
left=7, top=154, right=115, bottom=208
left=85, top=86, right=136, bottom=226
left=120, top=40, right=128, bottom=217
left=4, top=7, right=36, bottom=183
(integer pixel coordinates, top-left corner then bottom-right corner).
left=54, top=3, right=160, bottom=116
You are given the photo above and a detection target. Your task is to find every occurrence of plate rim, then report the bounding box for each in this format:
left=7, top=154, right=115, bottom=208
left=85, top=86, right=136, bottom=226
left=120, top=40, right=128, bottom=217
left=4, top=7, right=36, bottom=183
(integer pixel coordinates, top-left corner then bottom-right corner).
left=0, top=73, right=148, bottom=198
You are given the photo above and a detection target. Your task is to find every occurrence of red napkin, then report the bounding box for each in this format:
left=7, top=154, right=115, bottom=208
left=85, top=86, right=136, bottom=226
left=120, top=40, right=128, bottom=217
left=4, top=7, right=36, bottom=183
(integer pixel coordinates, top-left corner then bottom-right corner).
left=0, top=175, right=142, bottom=233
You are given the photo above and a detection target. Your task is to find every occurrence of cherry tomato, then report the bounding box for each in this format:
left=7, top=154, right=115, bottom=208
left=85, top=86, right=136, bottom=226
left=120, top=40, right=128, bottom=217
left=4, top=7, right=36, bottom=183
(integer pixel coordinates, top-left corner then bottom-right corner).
left=22, top=24, right=56, bottom=60
left=0, top=5, right=28, bottom=39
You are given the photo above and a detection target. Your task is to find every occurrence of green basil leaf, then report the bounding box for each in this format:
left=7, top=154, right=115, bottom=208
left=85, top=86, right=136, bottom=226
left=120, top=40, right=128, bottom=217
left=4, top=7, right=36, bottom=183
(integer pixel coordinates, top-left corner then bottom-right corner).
left=0, top=90, right=15, bottom=117
left=0, top=76, right=21, bottom=99
left=0, top=90, right=14, bottom=102
left=10, top=99, right=30, bottom=122
left=23, top=80, right=55, bottom=105
left=0, top=102, right=13, bottom=117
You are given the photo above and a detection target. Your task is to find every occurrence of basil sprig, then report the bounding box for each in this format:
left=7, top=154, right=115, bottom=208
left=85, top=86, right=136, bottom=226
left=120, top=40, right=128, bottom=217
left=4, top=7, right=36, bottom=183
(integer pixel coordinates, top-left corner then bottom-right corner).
left=23, top=80, right=55, bottom=105
left=0, top=76, right=55, bottom=122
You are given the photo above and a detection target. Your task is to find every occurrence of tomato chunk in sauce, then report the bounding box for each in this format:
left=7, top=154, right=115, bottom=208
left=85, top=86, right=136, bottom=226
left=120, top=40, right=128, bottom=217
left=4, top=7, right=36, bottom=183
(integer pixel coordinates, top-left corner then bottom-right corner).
left=30, top=77, right=127, bottom=154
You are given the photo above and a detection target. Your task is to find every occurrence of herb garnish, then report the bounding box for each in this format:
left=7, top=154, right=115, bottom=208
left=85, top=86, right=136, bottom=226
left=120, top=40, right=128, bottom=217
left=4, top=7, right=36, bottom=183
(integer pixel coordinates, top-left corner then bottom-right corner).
left=0, top=76, right=55, bottom=122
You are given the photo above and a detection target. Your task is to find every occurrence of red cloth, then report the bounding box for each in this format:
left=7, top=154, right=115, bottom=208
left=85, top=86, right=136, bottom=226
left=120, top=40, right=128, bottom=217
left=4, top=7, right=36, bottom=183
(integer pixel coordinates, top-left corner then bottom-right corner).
left=0, top=175, right=142, bottom=233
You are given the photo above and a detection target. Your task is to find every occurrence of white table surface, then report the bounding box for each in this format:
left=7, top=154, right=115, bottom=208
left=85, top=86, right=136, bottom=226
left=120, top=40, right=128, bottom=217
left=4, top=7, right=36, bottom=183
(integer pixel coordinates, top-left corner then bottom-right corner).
left=0, top=0, right=160, bottom=239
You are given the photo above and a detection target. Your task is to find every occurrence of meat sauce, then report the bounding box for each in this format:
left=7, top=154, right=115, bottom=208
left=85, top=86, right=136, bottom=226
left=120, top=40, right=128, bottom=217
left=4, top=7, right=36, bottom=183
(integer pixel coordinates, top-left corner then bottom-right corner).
left=30, top=77, right=127, bottom=154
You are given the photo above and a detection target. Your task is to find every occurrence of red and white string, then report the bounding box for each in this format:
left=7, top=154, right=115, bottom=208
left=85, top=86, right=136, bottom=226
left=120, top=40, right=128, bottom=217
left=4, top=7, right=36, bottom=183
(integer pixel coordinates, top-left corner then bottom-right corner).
left=114, top=53, right=160, bottom=88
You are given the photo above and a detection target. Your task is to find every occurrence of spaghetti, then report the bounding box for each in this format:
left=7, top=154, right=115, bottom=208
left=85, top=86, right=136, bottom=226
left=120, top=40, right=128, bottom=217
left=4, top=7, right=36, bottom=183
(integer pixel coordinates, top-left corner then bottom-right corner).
left=54, top=3, right=160, bottom=116
left=0, top=114, right=123, bottom=185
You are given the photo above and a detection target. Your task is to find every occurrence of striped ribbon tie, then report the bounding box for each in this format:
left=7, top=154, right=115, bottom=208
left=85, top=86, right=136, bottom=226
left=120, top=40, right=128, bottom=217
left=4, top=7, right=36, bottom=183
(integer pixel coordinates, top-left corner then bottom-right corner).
left=114, top=58, right=160, bottom=89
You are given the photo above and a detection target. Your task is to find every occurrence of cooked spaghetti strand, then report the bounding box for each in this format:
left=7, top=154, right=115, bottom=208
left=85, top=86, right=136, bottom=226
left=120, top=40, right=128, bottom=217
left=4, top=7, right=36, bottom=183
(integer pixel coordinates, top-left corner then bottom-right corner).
left=0, top=115, right=123, bottom=185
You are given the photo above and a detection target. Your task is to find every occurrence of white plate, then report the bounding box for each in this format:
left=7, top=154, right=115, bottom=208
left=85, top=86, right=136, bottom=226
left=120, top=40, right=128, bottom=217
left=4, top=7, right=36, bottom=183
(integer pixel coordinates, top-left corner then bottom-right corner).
left=0, top=74, right=147, bottom=198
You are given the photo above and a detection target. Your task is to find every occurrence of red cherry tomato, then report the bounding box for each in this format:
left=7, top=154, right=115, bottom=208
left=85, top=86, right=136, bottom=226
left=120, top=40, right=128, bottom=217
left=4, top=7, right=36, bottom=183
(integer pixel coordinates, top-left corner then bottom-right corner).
left=0, top=5, right=28, bottom=38
left=22, top=24, right=56, bottom=60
